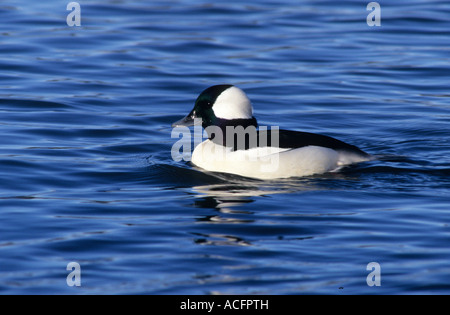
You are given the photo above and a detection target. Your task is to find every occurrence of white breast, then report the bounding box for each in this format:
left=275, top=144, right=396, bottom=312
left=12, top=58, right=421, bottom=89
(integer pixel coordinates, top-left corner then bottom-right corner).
left=190, top=140, right=360, bottom=180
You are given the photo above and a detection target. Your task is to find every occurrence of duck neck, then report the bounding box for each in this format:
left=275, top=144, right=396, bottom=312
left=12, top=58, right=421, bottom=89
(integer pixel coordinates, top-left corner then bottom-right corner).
left=204, top=117, right=258, bottom=148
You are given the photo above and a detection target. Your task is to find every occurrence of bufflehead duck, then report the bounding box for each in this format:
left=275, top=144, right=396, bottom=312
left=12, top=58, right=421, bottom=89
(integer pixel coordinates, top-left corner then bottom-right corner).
left=172, top=84, right=371, bottom=180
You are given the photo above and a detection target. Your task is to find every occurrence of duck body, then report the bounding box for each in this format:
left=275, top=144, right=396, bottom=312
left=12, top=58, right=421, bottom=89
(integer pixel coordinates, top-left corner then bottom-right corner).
left=173, top=85, right=371, bottom=180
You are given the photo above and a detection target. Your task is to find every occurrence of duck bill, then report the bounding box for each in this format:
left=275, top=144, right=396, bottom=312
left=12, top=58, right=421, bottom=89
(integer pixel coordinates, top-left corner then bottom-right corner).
left=172, top=111, right=201, bottom=127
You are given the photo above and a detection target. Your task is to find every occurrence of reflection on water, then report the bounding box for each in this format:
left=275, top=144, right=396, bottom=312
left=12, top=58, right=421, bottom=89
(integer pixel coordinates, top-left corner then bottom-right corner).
left=189, top=168, right=363, bottom=203
left=186, top=174, right=344, bottom=247
left=192, top=232, right=252, bottom=246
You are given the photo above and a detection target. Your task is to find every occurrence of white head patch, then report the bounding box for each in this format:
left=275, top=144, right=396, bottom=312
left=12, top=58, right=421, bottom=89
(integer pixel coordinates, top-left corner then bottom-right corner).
left=212, top=86, right=253, bottom=120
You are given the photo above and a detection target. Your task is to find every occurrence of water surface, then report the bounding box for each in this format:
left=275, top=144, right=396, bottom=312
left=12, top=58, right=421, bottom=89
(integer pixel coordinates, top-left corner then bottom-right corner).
left=1, top=0, right=450, bottom=294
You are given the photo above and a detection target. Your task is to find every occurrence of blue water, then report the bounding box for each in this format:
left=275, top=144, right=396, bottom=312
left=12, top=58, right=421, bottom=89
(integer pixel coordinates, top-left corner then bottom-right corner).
left=1, top=0, right=450, bottom=295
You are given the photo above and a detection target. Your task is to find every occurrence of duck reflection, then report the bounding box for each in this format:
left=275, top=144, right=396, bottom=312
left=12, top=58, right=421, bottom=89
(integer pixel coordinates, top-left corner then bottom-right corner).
left=188, top=173, right=316, bottom=232
left=176, top=167, right=363, bottom=246
left=187, top=178, right=304, bottom=246
left=192, top=232, right=252, bottom=246
left=191, top=174, right=316, bottom=204
left=191, top=182, right=259, bottom=227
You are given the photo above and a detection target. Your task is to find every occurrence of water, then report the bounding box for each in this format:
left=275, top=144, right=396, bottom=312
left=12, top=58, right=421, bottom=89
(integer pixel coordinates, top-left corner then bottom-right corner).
left=1, top=0, right=450, bottom=295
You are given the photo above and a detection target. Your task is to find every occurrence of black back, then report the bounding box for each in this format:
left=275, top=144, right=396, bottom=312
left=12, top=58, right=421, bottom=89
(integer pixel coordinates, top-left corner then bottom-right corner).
left=210, top=123, right=369, bottom=157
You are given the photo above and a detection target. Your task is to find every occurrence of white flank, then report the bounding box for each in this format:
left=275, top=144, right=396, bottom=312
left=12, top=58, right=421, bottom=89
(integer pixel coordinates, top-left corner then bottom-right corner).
left=191, top=140, right=349, bottom=180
